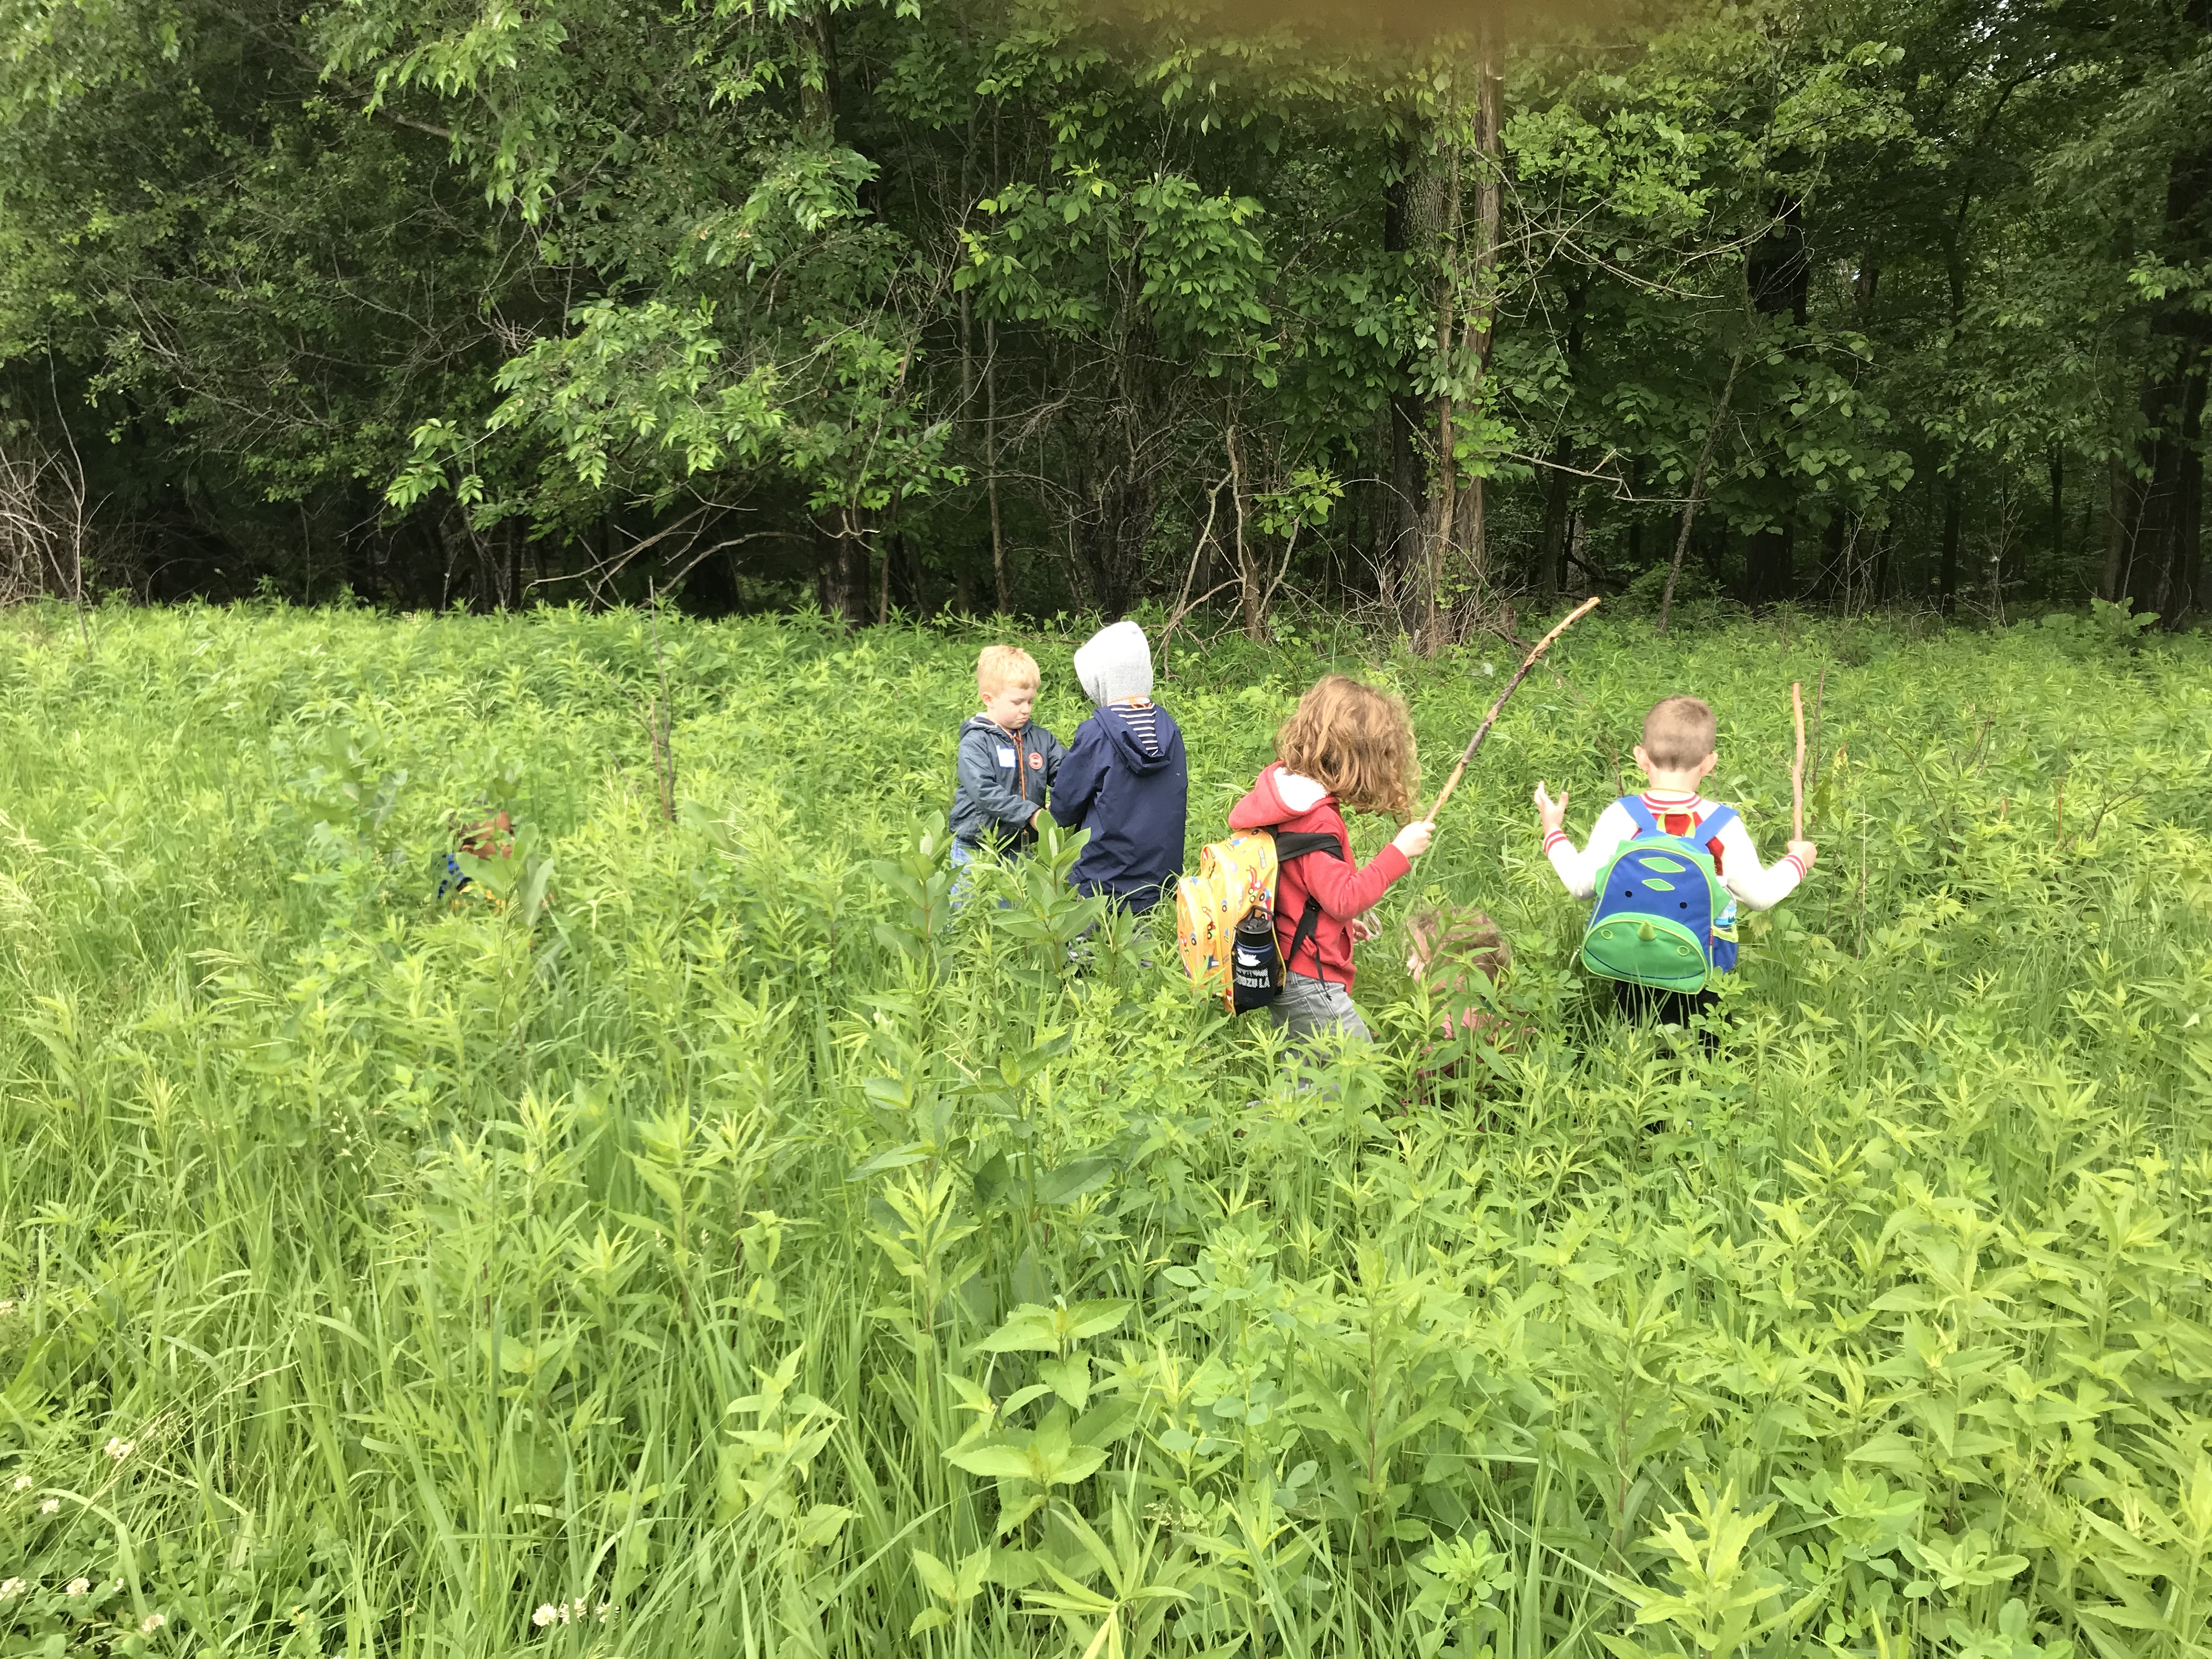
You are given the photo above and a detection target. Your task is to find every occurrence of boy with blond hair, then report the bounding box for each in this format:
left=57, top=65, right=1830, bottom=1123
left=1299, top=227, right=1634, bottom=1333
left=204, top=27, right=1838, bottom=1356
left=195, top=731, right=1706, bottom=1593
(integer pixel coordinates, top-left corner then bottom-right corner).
left=951, top=645, right=1065, bottom=878
left=1535, top=693, right=1816, bottom=1029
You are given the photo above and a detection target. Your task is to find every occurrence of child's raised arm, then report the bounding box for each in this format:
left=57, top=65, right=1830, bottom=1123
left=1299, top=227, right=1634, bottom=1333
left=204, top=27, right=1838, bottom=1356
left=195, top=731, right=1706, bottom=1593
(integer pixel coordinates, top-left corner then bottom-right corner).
left=1538, top=790, right=1639, bottom=901
left=1712, top=819, right=1816, bottom=910
left=1534, top=781, right=1570, bottom=836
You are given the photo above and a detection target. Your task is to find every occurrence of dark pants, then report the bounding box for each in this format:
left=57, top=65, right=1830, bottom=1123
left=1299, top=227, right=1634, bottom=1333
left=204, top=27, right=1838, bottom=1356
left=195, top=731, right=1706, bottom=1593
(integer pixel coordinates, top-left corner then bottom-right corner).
left=1613, top=982, right=1722, bottom=1050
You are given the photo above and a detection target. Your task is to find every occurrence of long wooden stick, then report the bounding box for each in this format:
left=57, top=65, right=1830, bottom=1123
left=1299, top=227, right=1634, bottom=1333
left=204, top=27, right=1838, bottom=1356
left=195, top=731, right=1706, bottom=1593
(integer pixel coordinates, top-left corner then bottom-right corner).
left=1425, top=595, right=1601, bottom=824
left=1791, top=680, right=1807, bottom=840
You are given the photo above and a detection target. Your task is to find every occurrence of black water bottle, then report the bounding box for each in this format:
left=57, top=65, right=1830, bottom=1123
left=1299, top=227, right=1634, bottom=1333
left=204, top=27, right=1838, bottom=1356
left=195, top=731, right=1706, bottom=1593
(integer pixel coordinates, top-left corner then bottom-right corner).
left=1229, top=911, right=1283, bottom=1012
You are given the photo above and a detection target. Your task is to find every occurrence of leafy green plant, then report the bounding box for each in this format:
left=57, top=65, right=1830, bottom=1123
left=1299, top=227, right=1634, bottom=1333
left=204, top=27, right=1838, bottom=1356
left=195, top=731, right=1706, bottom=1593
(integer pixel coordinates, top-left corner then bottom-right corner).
left=0, top=603, right=2207, bottom=1659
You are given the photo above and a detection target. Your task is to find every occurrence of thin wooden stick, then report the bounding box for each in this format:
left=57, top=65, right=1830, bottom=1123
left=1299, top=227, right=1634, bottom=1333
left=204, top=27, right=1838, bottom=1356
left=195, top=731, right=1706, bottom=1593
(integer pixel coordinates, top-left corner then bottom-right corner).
left=1425, top=595, right=1601, bottom=825
left=1791, top=680, right=1806, bottom=840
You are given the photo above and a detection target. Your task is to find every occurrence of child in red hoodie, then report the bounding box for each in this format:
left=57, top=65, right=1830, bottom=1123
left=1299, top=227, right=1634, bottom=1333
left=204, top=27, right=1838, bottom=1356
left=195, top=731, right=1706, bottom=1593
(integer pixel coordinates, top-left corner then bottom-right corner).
left=1227, top=675, right=1435, bottom=1049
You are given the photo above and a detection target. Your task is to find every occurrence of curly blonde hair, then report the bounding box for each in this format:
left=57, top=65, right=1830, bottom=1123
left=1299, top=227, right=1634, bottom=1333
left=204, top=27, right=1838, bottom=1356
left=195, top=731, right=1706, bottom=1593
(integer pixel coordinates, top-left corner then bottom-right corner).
left=1275, top=675, right=1419, bottom=817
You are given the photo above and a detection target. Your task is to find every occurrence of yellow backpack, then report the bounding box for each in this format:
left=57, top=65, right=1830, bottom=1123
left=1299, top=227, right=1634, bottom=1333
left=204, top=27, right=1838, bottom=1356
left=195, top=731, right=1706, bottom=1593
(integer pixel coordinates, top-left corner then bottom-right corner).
left=1175, top=829, right=1340, bottom=1013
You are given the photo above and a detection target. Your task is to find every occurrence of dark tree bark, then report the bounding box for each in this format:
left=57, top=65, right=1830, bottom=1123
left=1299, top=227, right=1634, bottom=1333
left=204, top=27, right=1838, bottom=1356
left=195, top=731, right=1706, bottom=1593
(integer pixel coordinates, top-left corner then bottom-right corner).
left=1742, top=196, right=1810, bottom=605
left=2048, top=445, right=2064, bottom=587
left=1537, top=443, right=1573, bottom=603
left=2124, top=86, right=2211, bottom=624
left=815, top=515, right=868, bottom=623
left=1940, top=469, right=1963, bottom=612
left=1745, top=527, right=1795, bottom=606
left=1383, top=145, right=1431, bottom=629
left=1071, top=462, right=1155, bottom=619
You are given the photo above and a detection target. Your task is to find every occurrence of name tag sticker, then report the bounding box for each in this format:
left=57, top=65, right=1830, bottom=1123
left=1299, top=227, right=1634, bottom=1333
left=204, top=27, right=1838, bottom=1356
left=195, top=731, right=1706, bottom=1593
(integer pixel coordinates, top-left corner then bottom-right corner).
left=996, top=746, right=1017, bottom=767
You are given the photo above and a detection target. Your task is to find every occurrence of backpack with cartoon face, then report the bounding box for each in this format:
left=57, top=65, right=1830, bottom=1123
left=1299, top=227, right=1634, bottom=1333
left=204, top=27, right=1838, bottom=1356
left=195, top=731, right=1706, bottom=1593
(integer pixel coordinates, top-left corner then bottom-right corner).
left=1579, top=799, right=1739, bottom=994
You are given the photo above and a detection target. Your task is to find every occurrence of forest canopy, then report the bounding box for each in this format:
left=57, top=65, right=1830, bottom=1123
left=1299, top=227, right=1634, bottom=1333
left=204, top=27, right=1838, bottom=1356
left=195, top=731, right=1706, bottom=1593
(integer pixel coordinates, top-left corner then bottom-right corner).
left=0, top=0, right=2202, bottom=631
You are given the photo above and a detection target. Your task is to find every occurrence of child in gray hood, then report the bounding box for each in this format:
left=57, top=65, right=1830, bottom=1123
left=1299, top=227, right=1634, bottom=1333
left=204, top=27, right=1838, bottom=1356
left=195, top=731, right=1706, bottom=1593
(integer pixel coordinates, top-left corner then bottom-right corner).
left=1048, top=620, right=1188, bottom=914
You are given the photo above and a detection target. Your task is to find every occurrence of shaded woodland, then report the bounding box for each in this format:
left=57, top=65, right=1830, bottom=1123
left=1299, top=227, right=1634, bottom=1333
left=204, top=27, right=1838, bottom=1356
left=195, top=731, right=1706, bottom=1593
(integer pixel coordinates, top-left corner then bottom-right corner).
left=0, top=0, right=2203, bottom=632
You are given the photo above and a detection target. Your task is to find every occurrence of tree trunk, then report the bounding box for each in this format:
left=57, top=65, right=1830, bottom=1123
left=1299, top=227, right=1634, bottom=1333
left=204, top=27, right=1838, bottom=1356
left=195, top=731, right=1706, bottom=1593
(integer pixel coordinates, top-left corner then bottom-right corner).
left=1384, top=140, right=1432, bottom=633
left=2125, top=1, right=2212, bottom=625
left=1229, top=424, right=1262, bottom=639
left=1537, top=442, right=1572, bottom=604
left=1072, top=456, right=1153, bottom=618
left=2101, top=453, right=2133, bottom=602
left=1742, top=194, right=1809, bottom=607
left=1426, top=120, right=1462, bottom=655
left=1745, top=527, right=1794, bottom=606
left=816, top=512, right=868, bottom=623
left=985, top=319, right=1009, bottom=613
left=1939, top=467, right=1962, bottom=613
left=1448, top=40, right=1505, bottom=635
left=1657, top=348, right=1743, bottom=634
left=2048, top=445, right=2064, bottom=583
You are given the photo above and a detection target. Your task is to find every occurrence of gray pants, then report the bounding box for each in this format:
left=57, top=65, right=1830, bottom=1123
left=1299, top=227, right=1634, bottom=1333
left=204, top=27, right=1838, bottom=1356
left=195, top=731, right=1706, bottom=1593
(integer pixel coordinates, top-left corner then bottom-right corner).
left=1268, top=972, right=1373, bottom=1048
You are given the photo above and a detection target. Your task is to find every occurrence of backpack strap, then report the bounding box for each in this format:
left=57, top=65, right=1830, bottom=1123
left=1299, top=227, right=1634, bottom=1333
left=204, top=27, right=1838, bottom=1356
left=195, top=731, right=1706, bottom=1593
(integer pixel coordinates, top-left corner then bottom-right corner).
left=1696, top=803, right=1737, bottom=874
left=1283, top=895, right=1324, bottom=983
left=1618, top=795, right=1660, bottom=836
left=1272, top=830, right=1343, bottom=983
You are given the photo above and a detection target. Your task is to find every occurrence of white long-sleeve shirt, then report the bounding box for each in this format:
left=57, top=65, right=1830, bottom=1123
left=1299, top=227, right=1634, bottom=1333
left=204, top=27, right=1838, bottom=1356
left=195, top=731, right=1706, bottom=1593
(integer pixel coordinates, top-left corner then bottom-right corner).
left=1544, top=790, right=1807, bottom=910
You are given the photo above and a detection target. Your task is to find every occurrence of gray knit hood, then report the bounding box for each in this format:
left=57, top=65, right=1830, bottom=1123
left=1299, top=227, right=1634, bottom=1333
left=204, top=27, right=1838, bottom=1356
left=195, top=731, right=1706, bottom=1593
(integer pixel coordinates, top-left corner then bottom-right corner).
left=1073, top=619, right=1153, bottom=706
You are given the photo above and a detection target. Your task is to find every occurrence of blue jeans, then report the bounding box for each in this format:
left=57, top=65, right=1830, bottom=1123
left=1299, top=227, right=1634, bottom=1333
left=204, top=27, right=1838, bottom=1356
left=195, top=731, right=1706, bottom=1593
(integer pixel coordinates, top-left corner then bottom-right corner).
left=951, top=839, right=1014, bottom=910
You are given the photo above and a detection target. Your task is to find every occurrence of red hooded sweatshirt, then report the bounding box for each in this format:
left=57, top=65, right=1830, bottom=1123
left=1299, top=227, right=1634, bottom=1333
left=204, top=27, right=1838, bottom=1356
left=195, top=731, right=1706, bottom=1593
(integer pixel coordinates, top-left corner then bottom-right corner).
left=1227, top=764, right=1412, bottom=991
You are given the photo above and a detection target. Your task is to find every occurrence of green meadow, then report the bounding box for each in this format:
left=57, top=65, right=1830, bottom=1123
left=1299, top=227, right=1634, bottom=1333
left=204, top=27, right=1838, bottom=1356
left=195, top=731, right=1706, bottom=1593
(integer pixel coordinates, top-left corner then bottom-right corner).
left=1, top=602, right=2208, bottom=1659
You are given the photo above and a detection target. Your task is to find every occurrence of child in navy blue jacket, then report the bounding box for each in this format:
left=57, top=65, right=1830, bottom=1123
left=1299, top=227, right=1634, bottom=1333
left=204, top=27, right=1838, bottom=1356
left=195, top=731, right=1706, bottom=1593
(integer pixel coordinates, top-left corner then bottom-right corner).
left=1049, top=620, right=1188, bottom=915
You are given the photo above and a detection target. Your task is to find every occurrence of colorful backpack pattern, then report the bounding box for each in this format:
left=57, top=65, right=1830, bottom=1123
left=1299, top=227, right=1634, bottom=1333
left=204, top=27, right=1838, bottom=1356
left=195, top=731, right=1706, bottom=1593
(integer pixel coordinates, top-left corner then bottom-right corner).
left=1579, top=798, right=1739, bottom=993
left=1176, top=829, right=1339, bottom=1013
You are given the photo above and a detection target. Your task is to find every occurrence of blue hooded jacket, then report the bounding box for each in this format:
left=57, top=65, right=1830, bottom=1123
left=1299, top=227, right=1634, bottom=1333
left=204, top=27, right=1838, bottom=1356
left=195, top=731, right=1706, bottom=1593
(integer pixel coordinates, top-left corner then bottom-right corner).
left=1049, top=701, right=1188, bottom=912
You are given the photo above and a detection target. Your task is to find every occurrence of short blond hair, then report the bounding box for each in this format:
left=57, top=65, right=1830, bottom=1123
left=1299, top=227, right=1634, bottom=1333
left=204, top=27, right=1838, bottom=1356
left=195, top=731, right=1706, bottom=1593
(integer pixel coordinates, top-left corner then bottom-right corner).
left=1276, top=675, right=1419, bottom=817
left=976, top=645, right=1040, bottom=697
left=1642, top=695, right=1718, bottom=769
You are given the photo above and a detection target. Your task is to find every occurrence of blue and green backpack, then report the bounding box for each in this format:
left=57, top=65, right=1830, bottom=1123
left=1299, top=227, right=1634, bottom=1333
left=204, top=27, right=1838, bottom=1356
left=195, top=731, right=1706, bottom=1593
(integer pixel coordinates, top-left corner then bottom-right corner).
left=1579, top=798, right=1740, bottom=994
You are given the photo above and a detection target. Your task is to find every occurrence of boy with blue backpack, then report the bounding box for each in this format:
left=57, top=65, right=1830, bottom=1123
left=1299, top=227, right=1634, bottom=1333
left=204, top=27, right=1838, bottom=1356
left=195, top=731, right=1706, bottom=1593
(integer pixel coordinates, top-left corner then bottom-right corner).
left=1534, top=694, right=1816, bottom=1031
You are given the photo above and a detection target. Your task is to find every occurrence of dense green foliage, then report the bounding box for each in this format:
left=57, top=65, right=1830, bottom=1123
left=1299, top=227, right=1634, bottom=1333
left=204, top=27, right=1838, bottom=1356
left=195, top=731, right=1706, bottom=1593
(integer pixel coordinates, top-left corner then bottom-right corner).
left=2, top=604, right=2209, bottom=1656
left=0, top=0, right=2203, bottom=623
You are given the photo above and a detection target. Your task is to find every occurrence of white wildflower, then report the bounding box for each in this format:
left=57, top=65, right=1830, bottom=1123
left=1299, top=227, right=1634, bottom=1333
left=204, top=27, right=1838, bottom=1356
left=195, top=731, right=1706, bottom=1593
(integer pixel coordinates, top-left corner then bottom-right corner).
left=139, top=1613, right=166, bottom=1634
left=0, top=1300, right=16, bottom=1316
left=65, top=1577, right=90, bottom=1597
left=104, top=1438, right=135, bottom=1462
left=532, top=1605, right=558, bottom=1629
left=10, top=1475, right=30, bottom=1491
left=41, top=1498, right=60, bottom=1515
left=596, top=1602, right=615, bottom=1623
left=0, top=1578, right=26, bottom=1600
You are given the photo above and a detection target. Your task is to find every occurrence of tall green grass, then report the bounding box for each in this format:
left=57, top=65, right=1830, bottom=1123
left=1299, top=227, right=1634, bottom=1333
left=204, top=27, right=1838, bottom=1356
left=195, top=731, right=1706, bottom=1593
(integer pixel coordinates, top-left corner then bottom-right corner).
left=1, top=599, right=2208, bottom=1659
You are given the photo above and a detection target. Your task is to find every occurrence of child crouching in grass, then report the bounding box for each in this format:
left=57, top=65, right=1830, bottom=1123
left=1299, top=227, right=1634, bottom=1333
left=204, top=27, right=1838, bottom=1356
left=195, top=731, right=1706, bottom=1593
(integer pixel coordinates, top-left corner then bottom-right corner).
left=1228, top=675, right=1434, bottom=1052
left=950, top=645, right=1064, bottom=894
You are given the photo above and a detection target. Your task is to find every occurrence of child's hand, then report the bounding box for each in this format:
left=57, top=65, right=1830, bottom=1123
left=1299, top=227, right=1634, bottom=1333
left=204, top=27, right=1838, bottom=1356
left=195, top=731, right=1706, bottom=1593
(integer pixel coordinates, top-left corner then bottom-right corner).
left=1393, top=820, right=1435, bottom=860
left=1787, top=839, right=1818, bottom=874
left=1533, top=782, right=1570, bottom=836
left=1353, top=911, right=1382, bottom=943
